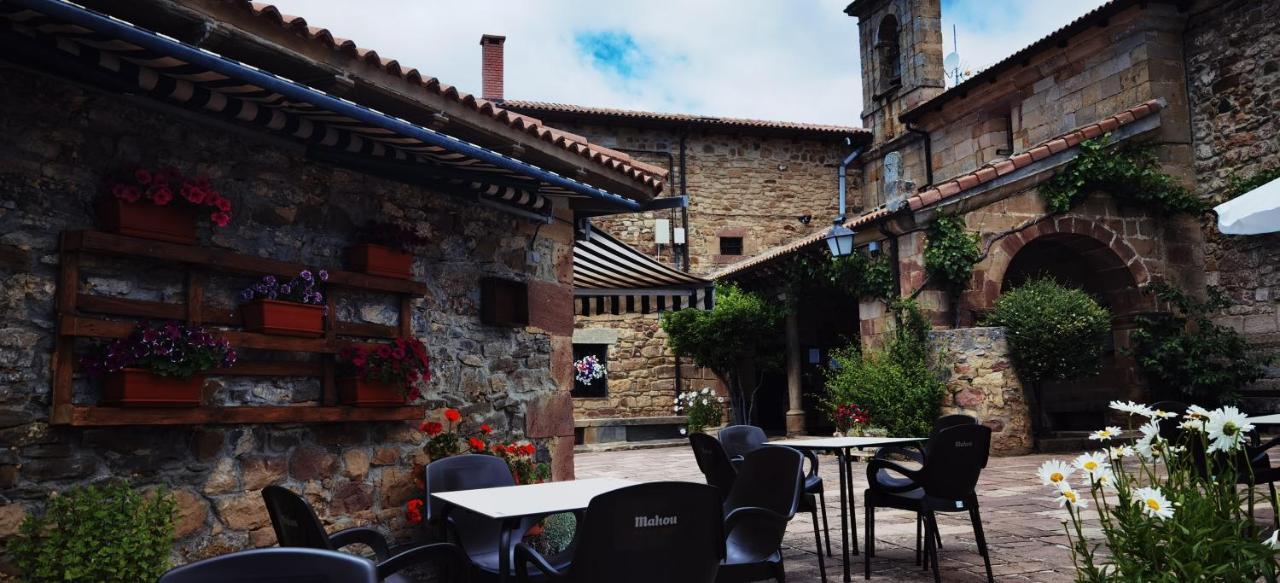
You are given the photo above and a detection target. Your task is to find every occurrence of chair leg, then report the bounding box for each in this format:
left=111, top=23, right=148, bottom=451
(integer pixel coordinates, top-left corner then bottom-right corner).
left=914, top=513, right=922, bottom=566
left=773, top=556, right=787, bottom=583
left=820, top=490, right=833, bottom=557
left=864, top=501, right=874, bottom=580
left=970, top=504, right=995, bottom=583
left=925, top=513, right=941, bottom=583
left=810, top=498, right=828, bottom=583
left=1269, top=481, right=1279, bottom=531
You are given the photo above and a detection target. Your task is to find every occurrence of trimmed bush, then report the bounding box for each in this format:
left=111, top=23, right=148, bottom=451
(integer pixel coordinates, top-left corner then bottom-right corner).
left=984, top=278, right=1111, bottom=387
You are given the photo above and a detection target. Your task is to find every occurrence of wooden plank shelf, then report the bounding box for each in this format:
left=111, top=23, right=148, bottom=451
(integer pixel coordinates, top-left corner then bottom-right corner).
left=64, top=405, right=424, bottom=426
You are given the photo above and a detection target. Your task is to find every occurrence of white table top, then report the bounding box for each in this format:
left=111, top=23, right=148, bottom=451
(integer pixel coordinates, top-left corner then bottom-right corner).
left=1249, top=414, right=1280, bottom=426
left=430, top=477, right=636, bottom=519
left=770, top=436, right=926, bottom=449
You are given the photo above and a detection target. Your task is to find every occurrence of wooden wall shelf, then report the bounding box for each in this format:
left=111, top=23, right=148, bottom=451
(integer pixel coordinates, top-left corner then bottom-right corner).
left=51, top=230, right=427, bottom=427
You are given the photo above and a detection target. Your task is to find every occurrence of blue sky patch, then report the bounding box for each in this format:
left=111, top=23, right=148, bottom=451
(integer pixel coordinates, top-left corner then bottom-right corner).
left=573, top=30, right=653, bottom=80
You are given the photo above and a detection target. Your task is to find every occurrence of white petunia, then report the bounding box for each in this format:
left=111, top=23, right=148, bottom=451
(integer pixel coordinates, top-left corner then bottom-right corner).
left=702, top=387, right=711, bottom=395
left=1206, top=406, right=1254, bottom=453
left=1073, top=452, right=1110, bottom=479
left=1133, top=486, right=1175, bottom=520
left=1090, top=426, right=1123, bottom=441
left=1057, top=486, right=1088, bottom=509
left=1037, top=460, right=1074, bottom=488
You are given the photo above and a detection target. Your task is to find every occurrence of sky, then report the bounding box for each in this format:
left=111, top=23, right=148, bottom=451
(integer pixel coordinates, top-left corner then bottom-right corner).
left=264, top=0, right=1111, bottom=127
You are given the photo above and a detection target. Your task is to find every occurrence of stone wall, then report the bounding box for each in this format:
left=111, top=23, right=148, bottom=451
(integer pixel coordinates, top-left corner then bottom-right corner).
left=930, top=327, right=1032, bottom=456
left=1185, top=0, right=1280, bottom=395
left=0, top=66, right=575, bottom=571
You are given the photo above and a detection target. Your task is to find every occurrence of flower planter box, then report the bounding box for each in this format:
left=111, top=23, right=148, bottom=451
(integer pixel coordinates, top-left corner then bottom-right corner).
left=347, top=244, right=413, bottom=280
left=97, top=198, right=197, bottom=245
left=338, top=377, right=406, bottom=407
left=103, top=368, right=202, bottom=407
left=241, top=299, right=325, bottom=337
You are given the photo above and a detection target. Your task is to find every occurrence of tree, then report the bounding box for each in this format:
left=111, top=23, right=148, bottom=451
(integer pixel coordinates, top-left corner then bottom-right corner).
left=661, top=284, right=784, bottom=425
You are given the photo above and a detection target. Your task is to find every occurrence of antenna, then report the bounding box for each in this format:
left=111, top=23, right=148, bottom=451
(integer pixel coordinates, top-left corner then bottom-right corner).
left=944, top=24, right=966, bottom=86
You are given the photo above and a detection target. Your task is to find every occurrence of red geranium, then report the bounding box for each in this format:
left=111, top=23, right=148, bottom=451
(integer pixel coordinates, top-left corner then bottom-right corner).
left=480, top=424, right=493, bottom=434
left=107, top=166, right=232, bottom=227
left=444, top=408, right=461, bottom=423
left=420, top=421, right=443, bottom=436
left=468, top=437, right=486, bottom=451
left=405, top=498, right=424, bottom=525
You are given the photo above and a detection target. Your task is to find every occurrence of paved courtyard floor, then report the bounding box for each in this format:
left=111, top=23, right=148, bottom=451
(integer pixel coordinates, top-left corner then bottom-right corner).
left=575, top=446, right=1111, bottom=583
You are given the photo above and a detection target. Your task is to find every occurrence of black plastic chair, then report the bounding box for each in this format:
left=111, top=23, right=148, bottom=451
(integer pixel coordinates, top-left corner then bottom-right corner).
left=718, top=446, right=817, bottom=583
left=690, top=432, right=739, bottom=503
left=425, top=454, right=555, bottom=581
left=262, top=485, right=469, bottom=583
left=159, top=547, right=378, bottom=583
left=514, top=482, right=724, bottom=583
left=1184, top=421, right=1280, bottom=530
left=864, top=424, right=993, bottom=582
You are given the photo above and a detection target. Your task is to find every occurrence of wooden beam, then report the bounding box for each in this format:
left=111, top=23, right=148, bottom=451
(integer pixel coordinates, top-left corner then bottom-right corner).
left=64, top=404, right=424, bottom=426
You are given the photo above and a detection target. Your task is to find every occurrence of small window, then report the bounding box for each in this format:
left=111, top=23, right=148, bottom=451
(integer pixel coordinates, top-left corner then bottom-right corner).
left=877, top=16, right=902, bottom=90
left=719, top=236, right=744, bottom=256
left=572, top=344, right=609, bottom=398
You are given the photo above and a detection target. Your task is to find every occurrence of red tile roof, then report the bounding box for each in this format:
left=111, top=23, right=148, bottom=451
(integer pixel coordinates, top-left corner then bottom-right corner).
left=905, top=98, right=1164, bottom=211
left=226, top=1, right=669, bottom=195
left=712, top=207, right=892, bottom=280
left=499, top=100, right=870, bottom=139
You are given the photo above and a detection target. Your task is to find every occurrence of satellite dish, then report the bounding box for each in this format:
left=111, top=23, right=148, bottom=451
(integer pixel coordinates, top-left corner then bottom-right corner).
left=944, top=52, right=960, bottom=71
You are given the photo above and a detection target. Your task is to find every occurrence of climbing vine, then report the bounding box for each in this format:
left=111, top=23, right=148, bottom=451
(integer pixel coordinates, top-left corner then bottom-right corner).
left=1040, top=136, right=1208, bottom=215
left=923, top=214, right=981, bottom=292
left=780, top=251, right=895, bottom=304
left=1225, top=165, right=1280, bottom=199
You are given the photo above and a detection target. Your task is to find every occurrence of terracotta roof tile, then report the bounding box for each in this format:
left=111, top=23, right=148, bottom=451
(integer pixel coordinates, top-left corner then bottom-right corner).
left=498, top=100, right=869, bottom=139
left=712, top=207, right=890, bottom=279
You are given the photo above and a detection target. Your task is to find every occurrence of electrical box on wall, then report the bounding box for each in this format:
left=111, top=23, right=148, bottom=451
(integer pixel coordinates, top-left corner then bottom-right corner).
left=654, top=219, right=670, bottom=244
left=674, top=227, right=686, bottom=245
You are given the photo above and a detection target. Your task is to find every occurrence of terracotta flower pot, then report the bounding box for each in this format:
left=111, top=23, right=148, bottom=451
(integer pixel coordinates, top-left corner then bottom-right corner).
left=97, top=198, right=197, bottom=245
left=103, top=368, right=203, bottom=407
left=347, top=243, right=413, bottom=280
left=338, top=377, right=407, bottom=407
left=241, top=299, right=325, bottom=337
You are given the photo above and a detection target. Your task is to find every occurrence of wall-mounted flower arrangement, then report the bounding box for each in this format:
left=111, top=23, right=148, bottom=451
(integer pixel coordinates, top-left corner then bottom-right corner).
left=336, top=337, right=431, bottom=406
left=82, top=321, right=236, bottom=407
left=100, top=166, right=232, bottom=244
left=239, top=269, right=329, bottom=337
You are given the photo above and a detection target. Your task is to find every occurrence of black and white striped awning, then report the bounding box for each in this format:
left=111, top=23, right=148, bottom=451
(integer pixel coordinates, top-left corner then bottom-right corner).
left=0, top=0, right=652, bottom=220
left=574, top=228, right=713, bottom=316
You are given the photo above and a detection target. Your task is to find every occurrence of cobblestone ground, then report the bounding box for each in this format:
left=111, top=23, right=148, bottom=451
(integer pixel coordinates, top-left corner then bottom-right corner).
left=575, top=447, right=1116, bottom=583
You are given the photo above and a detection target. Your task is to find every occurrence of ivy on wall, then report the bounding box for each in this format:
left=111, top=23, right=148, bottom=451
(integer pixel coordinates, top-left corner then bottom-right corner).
left=783, top=252, right=895, bottom=303
left=1040, top=137, right=1209, bottom=215
left=1225, top=165, right=1280, bottom=199
left=923, top=214, right=982, bottom=292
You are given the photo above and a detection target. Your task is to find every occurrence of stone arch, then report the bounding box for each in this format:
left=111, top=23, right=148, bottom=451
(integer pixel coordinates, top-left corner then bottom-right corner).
left=876, top=15, right=901, bottom=88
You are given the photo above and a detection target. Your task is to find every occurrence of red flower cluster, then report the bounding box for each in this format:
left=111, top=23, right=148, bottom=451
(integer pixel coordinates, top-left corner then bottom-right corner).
left=468, top=437, right=487, bottom=452
left=405, top=498, right=424, bottom=525
left=490, top=442, right=537, bottom=457
left=109, top=166, right=232, bottom=227
left=833, top=403, right=870, bottom=431
left=419, top=421, right=444, bottom=436
left=339, top=337, right=430, bottom=399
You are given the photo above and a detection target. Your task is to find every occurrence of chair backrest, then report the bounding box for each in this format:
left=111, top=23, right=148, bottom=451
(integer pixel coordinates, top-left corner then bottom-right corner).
left=565, top=482, right=723, bottom=583
left=688, top=433, right=738, bottom=502
left=159, top=548, right=377, bottom=583
left=723, top=446, right=804, bottom=519
left=917, top=424, right=992, bottom=502
left=262, top=486, right=334, bottom=551
left=924, top=414, right=980, bottom=461
left=425, top=454, right=521, bottom=557
left=718, top=425, right=767, bottom=461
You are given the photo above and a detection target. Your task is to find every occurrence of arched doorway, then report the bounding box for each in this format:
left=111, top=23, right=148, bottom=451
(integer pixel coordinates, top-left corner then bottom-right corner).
left=1000, top=232, right=1147, bottom=431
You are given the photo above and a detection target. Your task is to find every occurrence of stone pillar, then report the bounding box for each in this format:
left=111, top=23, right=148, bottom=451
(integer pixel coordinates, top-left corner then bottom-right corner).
left=784, top=310, right=806, bottom=436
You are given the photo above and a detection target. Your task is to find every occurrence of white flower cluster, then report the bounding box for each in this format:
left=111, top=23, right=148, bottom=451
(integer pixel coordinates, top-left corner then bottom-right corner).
left=674, top=387, right=722, bottom=413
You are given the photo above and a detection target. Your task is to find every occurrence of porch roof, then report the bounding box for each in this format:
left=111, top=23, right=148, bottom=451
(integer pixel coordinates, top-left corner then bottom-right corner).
left=574, top=228, right=713, bottom=317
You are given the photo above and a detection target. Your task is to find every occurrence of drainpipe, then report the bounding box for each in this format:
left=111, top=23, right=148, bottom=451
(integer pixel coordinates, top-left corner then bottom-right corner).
left=678, top=133, right=691, bottom=271
left=905, top=121, right=934, bottom=190
left=836, top=144, right=864, bottom=224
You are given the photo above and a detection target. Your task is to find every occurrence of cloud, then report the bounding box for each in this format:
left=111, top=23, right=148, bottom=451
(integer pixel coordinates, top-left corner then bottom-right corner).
left=258, top=1, right=1112, bottom=127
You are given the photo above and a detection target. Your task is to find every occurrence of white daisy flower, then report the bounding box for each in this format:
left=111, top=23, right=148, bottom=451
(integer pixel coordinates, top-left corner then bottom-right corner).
left=1037, top=459, right=1074, bottom=488
left=1090, top=426, right=1122, bottom=441
left=1057, top=486, right=1088, bottom=509
left=1186, top=404, right=1211, bottom=419
left=1206, top=406, right=1253, bottom=453
left=1089, top=468, right=1118, bottom=490
left=1135, top=433, right=1158, bottom=460
left=1149, top=409, right=1178, bottom=419
left=1179, top=418, right=1204, bottom=432
left=1111, top=400, right=1155, bottom=417
left=1108, top=445, right=1134, bottom=460
left=1266, top=530, right=1280, bottom=550
left=1073, top=452, right=1110, bottom=479
left=1139, top=419, right=1162, bottom=439
left=1133, top=486, right=1175, bottom=520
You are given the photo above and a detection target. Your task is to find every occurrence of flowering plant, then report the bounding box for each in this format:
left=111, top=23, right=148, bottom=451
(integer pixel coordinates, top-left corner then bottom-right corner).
left=489, top=440, right=550, bottom=485
left=573, top=354, right=607, bottom=386
left=338, top=338, right=430, bottom=398
left=239, top=269, right=328, bottom=306
left=357, top=220, right=431, bottom=252
left=675, top=388, right=724, bottom=435
left=81, top=321, right=236, bottom=378
left=108, top=166, right=233, bottom=227
left=830, top=403, right=869, bottom=433
left=1039, top=400, right=1280, bottom=581
left=419, top=408, right=464, bottom=461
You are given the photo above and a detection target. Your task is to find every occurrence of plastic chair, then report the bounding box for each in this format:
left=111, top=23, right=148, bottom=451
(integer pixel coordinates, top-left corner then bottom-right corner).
left=425, top=454, right=555, bottom=581
left=718, top=446, right=814, bottom=583
left=262, top=486, right=469, bottom=583
left=159, top=547, right=378, bottom=583
left=864, top=424, right=994, bottom=582
left=514, top=482, right=724, bottom=583
left=690, top=432, right=738, bottom=503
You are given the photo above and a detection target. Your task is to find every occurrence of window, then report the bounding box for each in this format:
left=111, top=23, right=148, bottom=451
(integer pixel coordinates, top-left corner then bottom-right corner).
left=719, top=236, right=744, bottom=256
left=876, top=16, right=901, bottom=91
left=572, top=344, right=609, bottom=398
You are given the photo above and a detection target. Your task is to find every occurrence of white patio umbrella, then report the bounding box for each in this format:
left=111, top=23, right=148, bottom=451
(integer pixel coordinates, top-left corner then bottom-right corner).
left=1215, top=176, right=1280, bottom=235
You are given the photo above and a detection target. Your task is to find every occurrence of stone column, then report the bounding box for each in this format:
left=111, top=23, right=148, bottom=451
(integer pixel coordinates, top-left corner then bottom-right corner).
left=784, top=310, right=806, bottom=436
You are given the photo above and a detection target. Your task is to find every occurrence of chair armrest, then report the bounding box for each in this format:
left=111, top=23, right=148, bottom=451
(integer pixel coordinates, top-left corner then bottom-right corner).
left=723, top=506, right=791, bottom=563
left=866, top=458, right=921, bottom=493
left=376, top=542, right=469, bottom=581
left=329, top=526, right=391, bottom=560
left=800, top=449, right=821, bottom=479
left=874, top=444, right=924, bottom=464
left=515, top=542, right=565, bottom=583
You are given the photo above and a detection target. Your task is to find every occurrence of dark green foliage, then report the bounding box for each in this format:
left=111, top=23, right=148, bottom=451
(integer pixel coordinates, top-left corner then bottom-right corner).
left=1041, top=136, right=1209, bottom=215
left=661, top=284, right=784, bottom=424
left=1129, top=283, right=1270, bottom=406
left=923, top=214, right=981, bottom=292
left=780, top=252, right=895, bottom=303
left=11, top=481, right=176, bottom=582
left=983, top=278, right=1112, bottom=387
left=823, top=299, right=944, bottom=438
left=1225, top=165, right=1280, bottom=199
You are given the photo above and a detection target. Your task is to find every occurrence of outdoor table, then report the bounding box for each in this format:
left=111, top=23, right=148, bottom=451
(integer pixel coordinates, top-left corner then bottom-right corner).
left=770, top=436, right=927, bottom=583
left=1250, top=414, right=1280, bottom=427
left=429, top=477, right=635, bottom=583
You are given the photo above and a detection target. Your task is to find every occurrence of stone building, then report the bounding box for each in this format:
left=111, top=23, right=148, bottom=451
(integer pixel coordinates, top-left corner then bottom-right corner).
left=719, top=0, right=1280, bottom=454
left=0, top=0, right=671, bottom=568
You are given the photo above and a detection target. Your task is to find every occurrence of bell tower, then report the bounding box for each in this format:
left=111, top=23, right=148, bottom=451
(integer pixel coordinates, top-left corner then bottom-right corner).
left=846, top=0, right=944, bottom=145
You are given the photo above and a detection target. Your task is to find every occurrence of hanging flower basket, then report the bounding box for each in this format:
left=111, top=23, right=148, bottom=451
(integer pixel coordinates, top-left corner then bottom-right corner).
left=103, top=368, right=203, bottom=407
left=347, top=243, right=413, bottom=280
left=97, top=198, right=198, bottom=245
left=337, top=376, right=407, bottom=407
left=241, top=299, right=325, bottom=337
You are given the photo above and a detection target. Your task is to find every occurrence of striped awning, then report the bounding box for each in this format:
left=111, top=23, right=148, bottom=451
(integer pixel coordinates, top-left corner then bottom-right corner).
left=0, top=0, right=649, bottom=219
left=574, top=228, right=713, bottom=316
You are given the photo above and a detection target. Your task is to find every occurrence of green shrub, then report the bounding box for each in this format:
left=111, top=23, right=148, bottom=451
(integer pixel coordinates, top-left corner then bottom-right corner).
left=984, top=278, right=1111, bottom=387
left=924, top=214, right=982, bottom=292
left=1040, top=136, right=1208, bottom=215
left=11, top=481, right=176, bottom=582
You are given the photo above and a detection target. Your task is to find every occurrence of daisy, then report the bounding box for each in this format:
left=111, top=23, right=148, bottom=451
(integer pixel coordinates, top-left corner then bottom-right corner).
left=1266, top=530, right=1280, bottom=550
left=1149, top=409, right=1178, bottom=419
left=1089, top=468, right=1118, bottom=490
left=1111, top=400, right=1154, bottom=417
left=1090, top=426, right=1122, bottom=441
left=1073, top=451, right=1110, bottom=479
left=1133, top=486, right=1175, bottom=520
left=1179, top=418, right=1204, bottom=432
left=1057, top=486, right=1088, bottom=509
left=1206, top=406, right=1253, bottom=453
left=1038, top=459, right=1074, bottom=488
left=1108, top=445, right=1134, bottom=460
left=1186, top=404, right=1211, bottom=419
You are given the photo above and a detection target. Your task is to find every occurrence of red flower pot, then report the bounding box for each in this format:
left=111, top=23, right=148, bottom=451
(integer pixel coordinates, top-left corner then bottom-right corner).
left=97, top=198, right=197, bottom=245
left=338, top=377, right=407, bottom=407
left=241, top=299, right=325, bottom=337
left=103, top=368, right=203, bottom=407
left=347, top=244, right=413, bottom=280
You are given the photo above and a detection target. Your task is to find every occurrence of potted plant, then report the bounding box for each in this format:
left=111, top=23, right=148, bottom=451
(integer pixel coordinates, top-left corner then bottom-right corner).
left=82, top=321, right=236, bottom=407
left=336, top=337, right=430, bottom=406
left=347, top=220, right=429, bottom=280
left=100, top=166, right=232, bottom=244
left=573, top=354, right=607, bottom=386
left=239, top=269, right=329, bottom=337
left=675, top=388, right=724, bottom=435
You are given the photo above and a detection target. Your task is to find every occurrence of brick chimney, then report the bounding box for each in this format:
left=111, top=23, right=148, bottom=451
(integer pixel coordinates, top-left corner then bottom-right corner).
left=480, top=34, right=506, bottom=101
